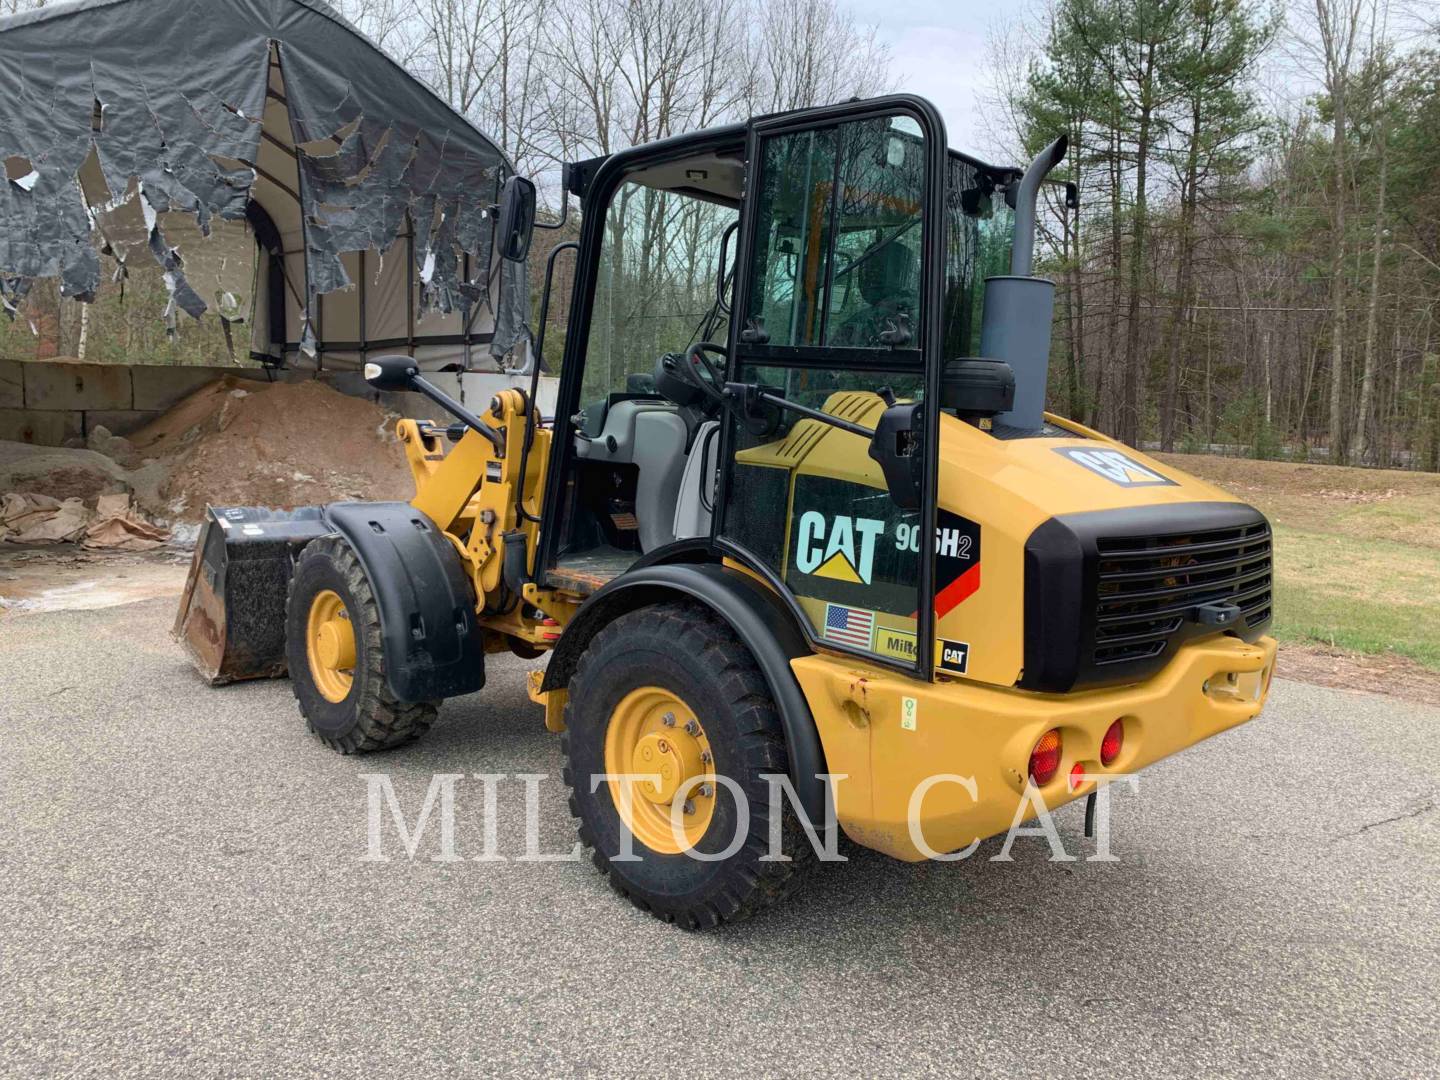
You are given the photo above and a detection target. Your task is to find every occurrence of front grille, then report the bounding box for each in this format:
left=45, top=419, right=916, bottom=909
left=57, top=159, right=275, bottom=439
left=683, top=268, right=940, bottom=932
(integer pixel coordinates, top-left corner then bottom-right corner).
left=1092, top=521, right=1272, bottom=666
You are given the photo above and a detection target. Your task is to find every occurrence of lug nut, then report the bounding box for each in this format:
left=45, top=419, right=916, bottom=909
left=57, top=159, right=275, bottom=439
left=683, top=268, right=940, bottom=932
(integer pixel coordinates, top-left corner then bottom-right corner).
left=700, top=750, right=712, bottom=765
left=684, top=719, right=700, bottom=736
left=662, top=712, right=676, bottom=727
left=699, top=783, right=713, bottom=798
left=682, top=799, right=696, bottom=815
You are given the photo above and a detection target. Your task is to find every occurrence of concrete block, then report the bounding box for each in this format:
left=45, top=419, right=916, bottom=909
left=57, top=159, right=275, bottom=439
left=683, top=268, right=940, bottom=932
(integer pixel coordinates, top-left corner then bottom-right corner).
left=423, top=372, right=465, bottom=401
left=320, top=371, right=377, bottom=400
left=381, top=389, right=438, bottom=422
left=22, top=361, right=133, bottom=411
left=85, top=409, right=160, bottom=437
left=130, top=364, right=231, bottom=412
left=461, top=372, right=561, bottom=416
left=0, top=408, right=84, bottom=447
left=0, top=359, right=22, bottom=408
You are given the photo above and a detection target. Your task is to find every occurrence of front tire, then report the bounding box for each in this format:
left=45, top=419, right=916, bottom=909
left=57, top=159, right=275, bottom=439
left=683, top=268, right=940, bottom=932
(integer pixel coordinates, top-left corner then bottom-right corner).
left=285, top=535, right=437, bottom=753
left=562, top=600, right=816, bottom=928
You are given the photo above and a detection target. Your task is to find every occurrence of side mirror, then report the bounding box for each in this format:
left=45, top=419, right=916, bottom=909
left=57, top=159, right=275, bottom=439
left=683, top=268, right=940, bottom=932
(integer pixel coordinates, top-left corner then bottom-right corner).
left=868, top=402, right=923, bottom=509
left=496, top=176, right=537, bottom=263
left=363, top=354, right=419, bottom=392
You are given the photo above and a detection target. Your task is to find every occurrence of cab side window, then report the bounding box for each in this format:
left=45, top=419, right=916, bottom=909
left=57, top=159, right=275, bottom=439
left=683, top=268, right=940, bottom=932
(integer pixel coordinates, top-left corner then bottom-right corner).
left=745, top=116, right=924, bottom=352
left=942, top=155, right=1015, bottom=362
left=585, top=180, right=737, bottom=402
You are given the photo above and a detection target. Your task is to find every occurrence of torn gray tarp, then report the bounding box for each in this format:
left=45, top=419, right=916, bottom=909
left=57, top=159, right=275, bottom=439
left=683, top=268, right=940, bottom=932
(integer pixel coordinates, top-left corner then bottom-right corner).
left=0, top=0, right=529, bottom=365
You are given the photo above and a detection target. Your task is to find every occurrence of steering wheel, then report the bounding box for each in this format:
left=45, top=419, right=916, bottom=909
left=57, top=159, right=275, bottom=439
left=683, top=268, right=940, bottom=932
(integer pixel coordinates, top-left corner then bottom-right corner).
left=683, top=341, right=730, bottom=404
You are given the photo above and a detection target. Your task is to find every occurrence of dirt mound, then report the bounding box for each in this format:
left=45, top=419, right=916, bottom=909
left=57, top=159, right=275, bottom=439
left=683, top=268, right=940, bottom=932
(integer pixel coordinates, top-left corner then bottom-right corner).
left=128, top=376, right=414, bottom=520
left=0, top=440, right=133, bottom=503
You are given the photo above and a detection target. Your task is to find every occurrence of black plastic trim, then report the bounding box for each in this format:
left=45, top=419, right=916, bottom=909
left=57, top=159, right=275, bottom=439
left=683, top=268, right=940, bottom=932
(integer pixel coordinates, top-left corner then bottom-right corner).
left=539, top=562, right=828, bottom=825
left=1021, top=501, right=1274, bottom=693
left=323, top=502, right=485, bottom=702
left=629, top=536, right=717, bottom=569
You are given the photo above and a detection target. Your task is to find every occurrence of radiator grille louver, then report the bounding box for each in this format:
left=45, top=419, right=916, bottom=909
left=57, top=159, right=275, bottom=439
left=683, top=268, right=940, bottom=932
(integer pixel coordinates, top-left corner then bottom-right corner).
left=1092, top=521, right=1273, bottom=666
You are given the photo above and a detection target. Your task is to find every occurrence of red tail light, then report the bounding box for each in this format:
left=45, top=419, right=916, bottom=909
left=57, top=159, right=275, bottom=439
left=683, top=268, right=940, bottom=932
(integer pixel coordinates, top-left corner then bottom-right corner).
left=1029, top=729, right=1062, bottom=786
left=1069, top=761, right=1087, bottom=790
left=1101, top=719, right=1124, bottom=766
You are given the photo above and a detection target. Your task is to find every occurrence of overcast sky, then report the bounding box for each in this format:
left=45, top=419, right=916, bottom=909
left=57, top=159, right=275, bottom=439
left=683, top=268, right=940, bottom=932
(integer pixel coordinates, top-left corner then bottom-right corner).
left=858, top=0, right=1363, bottom=165
left=851, top=0, right=1024, bottom=160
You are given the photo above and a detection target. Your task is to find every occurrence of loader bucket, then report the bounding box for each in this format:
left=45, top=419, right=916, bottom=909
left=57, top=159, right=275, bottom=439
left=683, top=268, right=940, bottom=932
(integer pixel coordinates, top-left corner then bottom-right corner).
left=173, top=506, right=334, bottom=685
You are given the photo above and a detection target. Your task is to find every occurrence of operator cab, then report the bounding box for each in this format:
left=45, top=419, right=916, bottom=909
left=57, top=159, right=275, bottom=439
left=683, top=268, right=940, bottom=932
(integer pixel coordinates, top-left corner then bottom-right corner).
left=547, top=145, right=745, bottom=593
left=541, top=98, right=1021, bottom=687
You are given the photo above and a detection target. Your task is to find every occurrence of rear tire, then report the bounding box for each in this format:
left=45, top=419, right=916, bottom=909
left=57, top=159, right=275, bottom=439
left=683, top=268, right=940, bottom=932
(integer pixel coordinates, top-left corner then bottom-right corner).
left=285, top=535, right=437, bottom=753
left=562, top=600, right=816, bottom=928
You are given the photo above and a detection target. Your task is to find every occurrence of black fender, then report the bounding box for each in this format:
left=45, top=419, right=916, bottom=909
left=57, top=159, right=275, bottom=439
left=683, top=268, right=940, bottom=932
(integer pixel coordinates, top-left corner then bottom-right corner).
left=541, top=562, right=828, bottom=824
left=323, top=502, right=484, bottom=702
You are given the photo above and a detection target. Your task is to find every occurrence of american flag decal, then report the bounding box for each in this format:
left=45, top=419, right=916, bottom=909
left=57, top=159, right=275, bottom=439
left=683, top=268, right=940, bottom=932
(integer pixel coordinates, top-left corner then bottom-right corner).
left=823, top=603, right=875, bottom=649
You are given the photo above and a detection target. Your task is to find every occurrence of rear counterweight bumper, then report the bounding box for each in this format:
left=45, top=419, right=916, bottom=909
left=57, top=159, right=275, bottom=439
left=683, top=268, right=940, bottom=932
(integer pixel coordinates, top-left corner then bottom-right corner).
left=791, top=635, right=1277, bottom=861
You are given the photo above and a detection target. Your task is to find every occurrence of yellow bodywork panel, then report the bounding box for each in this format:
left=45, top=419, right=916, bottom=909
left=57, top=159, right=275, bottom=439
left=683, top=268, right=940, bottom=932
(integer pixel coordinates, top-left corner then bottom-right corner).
left=793, top=633, right=1276, bottom=861
left=737, top=390, right=1251, bottom=687
left=392, top=378, right=1274, bottom=864
left=929, top=412, right=1244, bottom=686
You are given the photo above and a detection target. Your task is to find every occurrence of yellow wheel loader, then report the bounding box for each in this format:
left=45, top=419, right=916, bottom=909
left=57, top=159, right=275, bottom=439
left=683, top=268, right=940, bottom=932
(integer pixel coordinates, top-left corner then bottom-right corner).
left=176, top=95, right=1276, bottom=928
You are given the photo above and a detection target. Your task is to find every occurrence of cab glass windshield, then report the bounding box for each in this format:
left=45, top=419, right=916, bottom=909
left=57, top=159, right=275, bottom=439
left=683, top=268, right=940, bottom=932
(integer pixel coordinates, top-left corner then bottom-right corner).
left=745, top=116, right=924, bottom=351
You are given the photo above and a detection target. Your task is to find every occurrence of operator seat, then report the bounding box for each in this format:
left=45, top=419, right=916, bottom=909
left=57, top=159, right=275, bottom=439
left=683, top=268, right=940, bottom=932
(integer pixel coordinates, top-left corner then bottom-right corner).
left=831, top=241, right=916, bottom=347
left=574, top=399, right=689, bottom=552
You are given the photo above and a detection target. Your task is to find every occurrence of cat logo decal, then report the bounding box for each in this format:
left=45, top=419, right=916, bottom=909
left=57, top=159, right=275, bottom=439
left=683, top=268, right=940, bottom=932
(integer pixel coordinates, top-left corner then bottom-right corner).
left=1056, top=448, right=1177, bottom=487
left=794, top=511, right=885, bottom=585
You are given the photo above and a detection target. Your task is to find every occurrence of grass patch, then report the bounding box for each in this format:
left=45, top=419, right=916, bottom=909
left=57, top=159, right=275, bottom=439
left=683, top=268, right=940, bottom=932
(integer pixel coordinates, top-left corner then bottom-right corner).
left=1157, top=453, right=1440, bottom=672
left=1271, top=526, right=1440, bottom=669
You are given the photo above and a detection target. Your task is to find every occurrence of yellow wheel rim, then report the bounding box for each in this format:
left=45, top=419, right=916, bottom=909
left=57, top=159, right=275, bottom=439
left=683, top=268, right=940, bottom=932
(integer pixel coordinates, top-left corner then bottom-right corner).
left=602, top=686, right=716, bottom=855
left=306, top=589, right=356, bottom=703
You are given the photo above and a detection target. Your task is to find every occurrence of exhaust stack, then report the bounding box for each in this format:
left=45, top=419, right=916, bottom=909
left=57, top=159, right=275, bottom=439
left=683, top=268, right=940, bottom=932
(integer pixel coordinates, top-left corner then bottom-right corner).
left=980, top=135, right=1068, bottom=432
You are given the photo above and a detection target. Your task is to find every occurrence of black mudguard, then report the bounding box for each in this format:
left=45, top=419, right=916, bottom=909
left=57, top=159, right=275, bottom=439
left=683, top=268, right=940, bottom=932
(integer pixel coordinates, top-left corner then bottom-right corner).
left=323, top=502, right=485, bottom=702
left=540, top=562, right=828, bottom=826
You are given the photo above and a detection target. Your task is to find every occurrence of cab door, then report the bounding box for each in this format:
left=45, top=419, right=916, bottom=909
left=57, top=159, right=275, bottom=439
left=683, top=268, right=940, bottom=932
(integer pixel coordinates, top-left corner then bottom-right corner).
left=714, top=97, right=949, bottom=678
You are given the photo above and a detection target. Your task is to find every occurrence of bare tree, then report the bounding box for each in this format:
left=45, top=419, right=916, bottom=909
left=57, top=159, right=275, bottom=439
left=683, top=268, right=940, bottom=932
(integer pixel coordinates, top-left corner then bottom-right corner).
left=1354, top=0, right=1391, bottom=463
left=1303, top=0, right=1367, bottom=461
left=746, top=0, right=891, bottom=113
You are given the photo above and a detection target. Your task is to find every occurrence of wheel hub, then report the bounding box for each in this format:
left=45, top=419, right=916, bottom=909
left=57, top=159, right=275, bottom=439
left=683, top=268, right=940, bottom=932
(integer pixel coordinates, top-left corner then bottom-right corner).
left=631, top=730, right=704, bottom=805
left=315, top=617, right=356, bottom=671
left=603, top=687, right=716, bottom=853
left=306, top=589, right=355, bottom=703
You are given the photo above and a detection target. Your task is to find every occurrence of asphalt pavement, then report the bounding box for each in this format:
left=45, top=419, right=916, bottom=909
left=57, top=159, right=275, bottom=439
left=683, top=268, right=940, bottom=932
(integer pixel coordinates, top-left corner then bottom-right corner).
left=1, top=596, right=1436, bottom=1078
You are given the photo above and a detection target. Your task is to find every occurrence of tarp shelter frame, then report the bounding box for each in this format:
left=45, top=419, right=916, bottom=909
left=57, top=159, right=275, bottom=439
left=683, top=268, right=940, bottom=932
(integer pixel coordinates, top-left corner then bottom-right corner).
left=0, top=0, right=530, bottom=372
